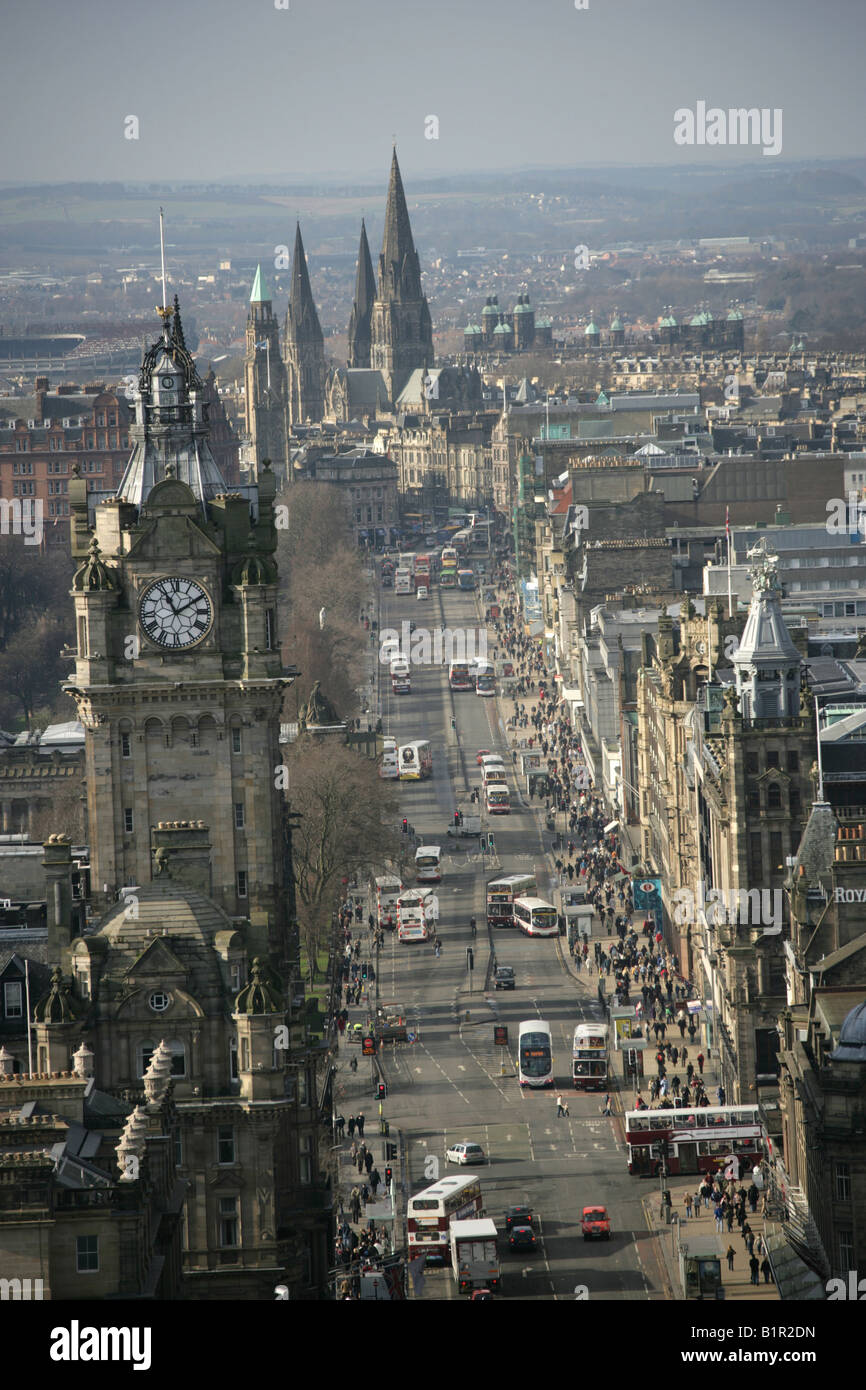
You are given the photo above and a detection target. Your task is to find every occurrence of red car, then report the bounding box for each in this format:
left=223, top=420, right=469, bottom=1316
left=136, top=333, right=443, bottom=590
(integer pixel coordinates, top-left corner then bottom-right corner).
left=476, top=749, right=491, bottom=764
left=581, top=1206, right=611, bottom=1241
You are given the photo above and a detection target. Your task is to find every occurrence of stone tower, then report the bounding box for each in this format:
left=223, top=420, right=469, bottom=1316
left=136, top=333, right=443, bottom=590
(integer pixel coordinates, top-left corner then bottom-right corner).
left=244, top=264, right=288, bottom=479
left=347, top=219, right=375, bottom=369
left=283, top=223, right=326, bottom=426
left=65, top=298, right=297, bottom=948
left=369, top=149, right=434, bottom=402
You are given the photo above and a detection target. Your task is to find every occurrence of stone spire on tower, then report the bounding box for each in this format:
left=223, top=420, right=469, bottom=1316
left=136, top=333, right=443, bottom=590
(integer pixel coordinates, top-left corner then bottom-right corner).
left=347, top=219, right=375, bottom=368
left=370, top=149, right=434, bottom=402
left=283, top=222, right=326, bottom=426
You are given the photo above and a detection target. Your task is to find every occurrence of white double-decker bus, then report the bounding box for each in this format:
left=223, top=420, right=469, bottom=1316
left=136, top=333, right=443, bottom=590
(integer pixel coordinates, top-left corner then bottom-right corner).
left=407, top=1173, right=484, bottom=1262
left=373, top=874, right=403, bottom=930
left=572, top=1022, right=609, bottom=1092
left=396, top=889, right=438, bottom=942
left=399, top=741, right=432, bottom=779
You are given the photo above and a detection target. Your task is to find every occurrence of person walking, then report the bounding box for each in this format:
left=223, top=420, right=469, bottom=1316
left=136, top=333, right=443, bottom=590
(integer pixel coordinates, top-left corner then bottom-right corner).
left=726, top=1244, right=736, bottom=1272
left=749, top=1254, right=760, bottom=1286
left=370, top=1167, right=381, bottom=1196
left=714, top=1203, right=725, bottom=1234
left=357, top=1147, right=366, bottom=1176
left=602, top=1092, right=612, bottom=1116
left=697, top=1051, right=705, bottom=1075
left=761, top=1257, right=773, bottom=1284
left=556, top=1094, right=565, bottom=1117
left=364, top=1149, right=374, bottom=1176
left=356, top=1112, right=365, bottom=1138
left=350, top=1186, right=362, bottom=1224
left=683, top=1192, right=693, bottom=1221
left=347, top=1115, right=356, bottom=1139
left=335, top=1114, right=346, bottom=1140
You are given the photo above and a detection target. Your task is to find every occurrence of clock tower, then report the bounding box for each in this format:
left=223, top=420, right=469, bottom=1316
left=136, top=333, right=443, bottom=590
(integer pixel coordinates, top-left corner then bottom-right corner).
left=65, top=300, right=296, bottom=960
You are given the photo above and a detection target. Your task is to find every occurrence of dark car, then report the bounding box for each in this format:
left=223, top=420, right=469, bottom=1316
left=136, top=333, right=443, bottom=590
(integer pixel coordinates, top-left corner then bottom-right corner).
left=494, top=966, right=516, bottom=991
left=508, top=1225, right=537, bottom=1252
left=505, top=1205, right=533, bottom=1232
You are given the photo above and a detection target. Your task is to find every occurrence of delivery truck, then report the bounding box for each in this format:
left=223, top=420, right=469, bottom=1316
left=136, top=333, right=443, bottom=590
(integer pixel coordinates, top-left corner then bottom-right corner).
left=450, top=1218, right=501, bottom=1294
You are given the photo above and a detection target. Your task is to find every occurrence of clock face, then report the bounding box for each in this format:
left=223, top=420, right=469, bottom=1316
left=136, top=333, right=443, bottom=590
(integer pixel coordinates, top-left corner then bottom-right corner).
left=139, top=577, right=213, bottom=650
left=160, top=375, right=175, bottom=390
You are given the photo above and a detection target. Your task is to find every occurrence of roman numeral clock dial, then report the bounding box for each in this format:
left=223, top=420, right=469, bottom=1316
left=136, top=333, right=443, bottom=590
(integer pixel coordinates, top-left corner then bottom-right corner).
left=138, top=577, right=213, bottom=650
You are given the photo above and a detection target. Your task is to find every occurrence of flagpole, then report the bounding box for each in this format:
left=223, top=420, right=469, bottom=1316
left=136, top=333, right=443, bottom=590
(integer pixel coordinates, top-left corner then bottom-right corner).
left=726, top=510, right=734, bottom=619
left=24, top=958, right=33, bottom=1076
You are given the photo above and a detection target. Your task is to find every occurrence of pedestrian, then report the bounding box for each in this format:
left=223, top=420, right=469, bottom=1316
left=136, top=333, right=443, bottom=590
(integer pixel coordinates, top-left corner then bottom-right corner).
left=714, top=1204, right=724, bottom=1233
left=749, top=1254, right=760, bottom=1286
left=364, top=1149, right=374, bottom=1175
left=761, top=1257, right=772, bottom=1284
left=748, top=1183, right=759, bottom=1213
left=726, top=1245, right=736, bottom=1271
left=357, top=1112, right=365, bottom=1138
left=348, top=1115, right=356, bottom=1139
left=726, top=1205, right=735, bottom=1232
left=335, top=1114, right=346, bottom=1139
left=602, top=1092, right=611, bottom=1116
left=370, top=1167, right=381, bottom=1196
left=697, top=1051, right=705, bottom=1075
left=556, top=1094, right=565, bottom=1117
left=683, top=1192, right=693, bottom=1221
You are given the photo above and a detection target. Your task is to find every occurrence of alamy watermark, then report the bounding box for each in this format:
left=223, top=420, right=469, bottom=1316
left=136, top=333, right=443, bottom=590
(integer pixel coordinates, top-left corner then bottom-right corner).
left=673, top=880, right=782, bottom=936
left=827, top=493, right=866, bottom=538
left=379, top=622, right=487, bottom=667
left=674, top=103, right=782, bottom=158
left=0, top=1277, right=43, bottom=1300
left=0, top=498, right=43, bottom=545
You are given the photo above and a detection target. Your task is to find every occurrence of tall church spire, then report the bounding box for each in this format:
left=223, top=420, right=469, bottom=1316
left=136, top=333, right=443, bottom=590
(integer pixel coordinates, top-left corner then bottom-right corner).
left=370, top=150, right=434, bottom=402
left=286, top=222, right=323, bottom=346
left=348, top=219, right=375, bottom=368
left=378, top=148, right=423, bottom=302
left=245, top=264, right=288, bottom=476
left=283, top=222, right=326, bottom=425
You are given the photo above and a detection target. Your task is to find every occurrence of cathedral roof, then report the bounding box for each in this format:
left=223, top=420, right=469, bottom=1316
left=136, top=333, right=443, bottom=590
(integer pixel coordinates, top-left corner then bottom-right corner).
left=351, top=220, right=375, bottom=320
left=72, top=538, right=120, bottom=592
left=249, top=264, right=269, bottom=304
left=286, top=223, right=324, bottom=346
left=33, top=967, right=83, bottom=1024
left=234, top=957, right=284, bottom=1015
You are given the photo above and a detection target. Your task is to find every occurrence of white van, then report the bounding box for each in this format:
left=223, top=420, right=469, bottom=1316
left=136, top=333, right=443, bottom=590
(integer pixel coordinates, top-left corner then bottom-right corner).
left=480, top=755, right=506, bottom=775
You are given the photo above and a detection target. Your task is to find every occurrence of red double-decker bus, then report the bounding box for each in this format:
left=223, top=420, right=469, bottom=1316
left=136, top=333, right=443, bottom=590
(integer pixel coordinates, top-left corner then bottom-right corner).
left=624, top=1104, right=764, bottom=1179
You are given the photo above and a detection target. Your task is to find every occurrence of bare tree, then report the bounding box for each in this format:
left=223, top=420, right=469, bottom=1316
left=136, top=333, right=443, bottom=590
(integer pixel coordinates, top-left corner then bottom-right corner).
left=285, top=737, right=400, bottom=984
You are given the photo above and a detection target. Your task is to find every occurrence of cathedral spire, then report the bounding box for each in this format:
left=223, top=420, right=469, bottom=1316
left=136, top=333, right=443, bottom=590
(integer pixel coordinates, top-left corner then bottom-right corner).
left=378, top=148, right=423, bottom=302
left=283, top=222, right=326, bottom=425
left=286, top=222, right=323, bottom=346
left=348, top=219, right=375, bottom=368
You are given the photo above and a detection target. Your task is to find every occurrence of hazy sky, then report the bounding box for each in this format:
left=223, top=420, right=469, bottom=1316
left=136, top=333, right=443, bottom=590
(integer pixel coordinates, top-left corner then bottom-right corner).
left=3, top=0, right=865, bottom=183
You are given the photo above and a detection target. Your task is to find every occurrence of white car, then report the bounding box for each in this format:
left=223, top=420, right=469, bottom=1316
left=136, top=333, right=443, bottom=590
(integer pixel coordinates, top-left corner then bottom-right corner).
left=445, top=1141, right=486, bottom=1165
left=416, top=585, right=428, bottom=600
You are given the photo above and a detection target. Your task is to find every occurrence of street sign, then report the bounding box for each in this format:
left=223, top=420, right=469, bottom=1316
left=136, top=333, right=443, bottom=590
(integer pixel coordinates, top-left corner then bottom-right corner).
left=362, top=1035, right=376, bottom=1056
left=407, top=1030, right=417, bottom=1044
left=494, top=1025, right=508, bottom=1046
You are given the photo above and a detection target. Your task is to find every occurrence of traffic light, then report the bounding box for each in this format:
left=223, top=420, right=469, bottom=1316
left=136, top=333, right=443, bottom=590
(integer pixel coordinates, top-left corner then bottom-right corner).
left=402, top=818, right=408, bottom=835
left=384, top=1165, right=393, bottom=1185
left=385, top=1142, right=397, bottom=1161
left=361, top=964, right=368, bottom=981
left=377, top=1081, right=387, bottom=1100
left=454, top=810, right=460, bottom=827
left=487, top=832, right=495, bottom=852
left=467, top=947, right=474, bottom=970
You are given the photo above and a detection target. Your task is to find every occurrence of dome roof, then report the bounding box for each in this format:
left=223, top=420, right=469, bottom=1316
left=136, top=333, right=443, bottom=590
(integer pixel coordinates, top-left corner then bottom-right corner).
left=234, top=957, right=284, bottom=1015
left=727, top=308, right=743, bottom=321
left=514, top=298, right=533, bottom=315
left=535, top=316, right=552, bottom=329
left=585, top=319, right=599, bottom=335
left=73, top=538, right=120, bottom=592
left=482, top=297, right=499, bottom=317
left=493, top=321, right=513, bottom=336
left=610, top=314, right=624, bottom=331
left=660, top=313, right=677, bottom=328
left=830, top=1000, right=866, bottom=1062
left=464, top=323, right=482, bottom=336
left=96, top=879, right=235, bottom=948
left=233, top=541, right=278, bottom=586
left=33, top=967, right=83, bottom=1024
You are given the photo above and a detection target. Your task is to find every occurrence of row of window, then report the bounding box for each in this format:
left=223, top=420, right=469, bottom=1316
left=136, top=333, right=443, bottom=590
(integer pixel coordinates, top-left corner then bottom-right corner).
left=118, top=727, right=244, bottom=756
left=745, top=750, right=799, bottom=774
left=356, top=507, right=384, bottom=523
